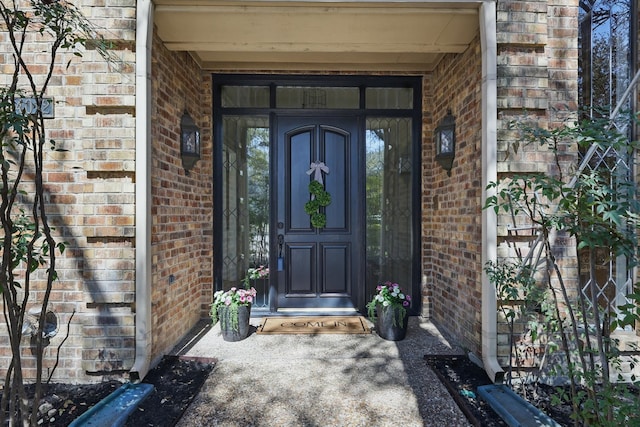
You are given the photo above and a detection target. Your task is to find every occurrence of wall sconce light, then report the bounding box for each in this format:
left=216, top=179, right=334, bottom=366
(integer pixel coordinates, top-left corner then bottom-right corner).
left=180, top=110, right=200, bottom=175
left=434, top=109, right=456, bottom=176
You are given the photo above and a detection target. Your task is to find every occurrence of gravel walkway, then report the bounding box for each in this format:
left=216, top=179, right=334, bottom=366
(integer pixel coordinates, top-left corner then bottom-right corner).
left=173, top=316, right=472, bottom=427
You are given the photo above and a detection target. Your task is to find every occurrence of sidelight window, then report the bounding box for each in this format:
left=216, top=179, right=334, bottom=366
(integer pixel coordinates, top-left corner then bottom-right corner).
left=221, top=115, right=270, bottom=308
left=365, top=118, right=413, bottom=296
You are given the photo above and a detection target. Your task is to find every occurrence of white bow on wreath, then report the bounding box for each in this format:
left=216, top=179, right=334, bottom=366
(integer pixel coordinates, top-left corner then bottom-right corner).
left=304, top=161, right=331, bottom=228
left=306, top=161, right=329, bottom=186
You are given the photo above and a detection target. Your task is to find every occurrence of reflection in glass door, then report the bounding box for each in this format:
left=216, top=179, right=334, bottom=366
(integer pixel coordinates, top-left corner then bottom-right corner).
left=221, top=115, right=270, bottom=308
left=365, top=118, right=413, bottom=300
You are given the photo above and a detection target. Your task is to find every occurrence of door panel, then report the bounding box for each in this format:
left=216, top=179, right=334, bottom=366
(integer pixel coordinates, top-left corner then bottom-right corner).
left=321, top=244, right=350, bottom=294
left=323, top=129, right=349, bottom=231
left=276, top=116, right=360, bottom=309
left=288, top=244, right=314, bottom=294
left=288, top=128, right=314, bottom=231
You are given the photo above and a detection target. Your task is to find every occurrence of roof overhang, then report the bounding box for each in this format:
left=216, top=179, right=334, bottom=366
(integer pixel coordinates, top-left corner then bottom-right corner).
left=153, top=1, right=481, bottom=72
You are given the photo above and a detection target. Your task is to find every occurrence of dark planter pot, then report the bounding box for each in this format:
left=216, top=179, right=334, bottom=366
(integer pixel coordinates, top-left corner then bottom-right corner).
left=219, top=304, right=251, bottom=342
left=376, top=305, right=408, bottom=341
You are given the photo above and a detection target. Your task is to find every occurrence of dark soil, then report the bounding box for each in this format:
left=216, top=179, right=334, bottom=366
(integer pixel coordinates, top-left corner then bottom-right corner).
left=20, top=380, right=123, bottom=426
left=6, top=356, right=214, bottom=427
left=425, top=355, right=574, bottom=427
left=425, top=355, right=509, bottom=427
left=124, top=356, right=215, bottom=427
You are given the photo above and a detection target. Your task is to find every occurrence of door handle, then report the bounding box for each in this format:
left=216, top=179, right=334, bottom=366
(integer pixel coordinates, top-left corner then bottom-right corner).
left=277, top=234, right=284, bottom=271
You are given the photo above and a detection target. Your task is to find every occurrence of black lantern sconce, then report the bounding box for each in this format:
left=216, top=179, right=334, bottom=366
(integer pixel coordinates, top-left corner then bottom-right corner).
left=434, top=109, right=456, bottom=176
left=180, top=110, right=200, bottom=175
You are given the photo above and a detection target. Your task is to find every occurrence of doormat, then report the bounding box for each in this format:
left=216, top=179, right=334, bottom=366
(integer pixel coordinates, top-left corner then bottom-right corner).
left=257, top=316, right=371, bottom=335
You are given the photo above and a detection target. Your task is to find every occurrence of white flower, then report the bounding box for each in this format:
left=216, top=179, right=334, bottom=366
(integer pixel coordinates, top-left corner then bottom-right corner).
left=399, top=293, right=405, bottom=299
left=382, top=300, right=390, bottom=307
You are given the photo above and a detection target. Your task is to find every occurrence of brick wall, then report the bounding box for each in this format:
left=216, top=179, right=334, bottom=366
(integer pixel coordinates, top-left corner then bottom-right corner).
left=0, top=0, right=138, bottom=382
left=421, top=0, right=580, bottom=363
left=494, top=0, right=579, bottom=367
left=150, top=30, right=214, bottom=359
left=422, top=36, right=484, bottom=354
left=1, top=16, right=216, bottom=383
left=1, top=18, right=215, bottom=383
left=72, top=3, right=137, bottom=379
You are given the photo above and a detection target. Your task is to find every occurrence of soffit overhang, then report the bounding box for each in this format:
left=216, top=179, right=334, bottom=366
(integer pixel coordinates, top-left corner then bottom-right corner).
left=153, top=1, right=481, bottom=72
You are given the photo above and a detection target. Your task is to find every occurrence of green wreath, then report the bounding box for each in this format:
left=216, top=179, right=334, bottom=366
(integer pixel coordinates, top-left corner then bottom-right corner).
left=304, top=180, right=331, bottom=228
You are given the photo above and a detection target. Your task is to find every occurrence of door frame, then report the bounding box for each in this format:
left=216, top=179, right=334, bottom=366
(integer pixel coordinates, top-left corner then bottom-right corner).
left=213, top=74, right=423, bottom=315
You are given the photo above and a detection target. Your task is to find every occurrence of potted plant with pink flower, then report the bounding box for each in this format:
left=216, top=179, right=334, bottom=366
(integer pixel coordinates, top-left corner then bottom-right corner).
left=366, top=281, right=412, bottom=341
left=210, top=286, right=257, bottom=341
left=242, top=265, right=269, bottom=288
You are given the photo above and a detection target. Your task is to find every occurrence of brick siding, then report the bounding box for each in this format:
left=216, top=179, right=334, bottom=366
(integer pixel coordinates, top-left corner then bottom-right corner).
left=0, top=0, right=584, bottom=383
left=494, top=0, right=579, bottom=367
left=149, top=30, right=214, bottom=359
left=423, top=36, right=484, bottom=354
left=0, top=0, right=138, bottom=383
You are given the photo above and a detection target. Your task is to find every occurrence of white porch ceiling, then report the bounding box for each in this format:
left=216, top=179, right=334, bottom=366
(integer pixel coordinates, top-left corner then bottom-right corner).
left=153, top=1, right=481, bottom=72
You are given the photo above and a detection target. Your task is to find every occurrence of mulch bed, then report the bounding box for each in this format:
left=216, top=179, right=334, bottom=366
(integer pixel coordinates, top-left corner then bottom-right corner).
left=2, top=356, right=215, bottom=427
left=425, top=355, right=508, bottom=426
left=426, top=354, right=578, bottom=426
left=125, top=356, right=215, bottom=427
left=25, top=380, right=123, bottom=426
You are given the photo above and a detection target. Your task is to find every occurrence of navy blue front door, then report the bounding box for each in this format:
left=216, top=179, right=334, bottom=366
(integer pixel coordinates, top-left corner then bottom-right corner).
left=275, top=115, right=362, bottom=309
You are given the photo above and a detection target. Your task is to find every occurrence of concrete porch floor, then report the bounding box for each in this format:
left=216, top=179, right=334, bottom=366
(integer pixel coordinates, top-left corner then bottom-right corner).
left=171, top=316, right=473, bottom=427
